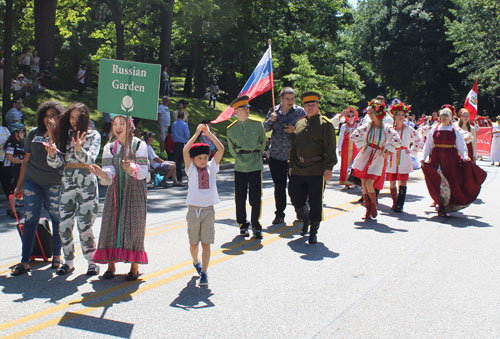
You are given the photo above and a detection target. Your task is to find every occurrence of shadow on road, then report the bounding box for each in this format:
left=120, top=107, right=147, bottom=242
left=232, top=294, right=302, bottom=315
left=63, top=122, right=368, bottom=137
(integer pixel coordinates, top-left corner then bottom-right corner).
left=170, top=276, right=215, bottom=311
left=58, top=309, right=135, bottom=338
left=354, top=220, right=408, bottom=233
left=0, top=266, right=91, bottom=303
left=426, top=212, right=492, bottom=228
left=287, top=236, right=339, bottom=261
left=220, top=235, right=263, bottom=255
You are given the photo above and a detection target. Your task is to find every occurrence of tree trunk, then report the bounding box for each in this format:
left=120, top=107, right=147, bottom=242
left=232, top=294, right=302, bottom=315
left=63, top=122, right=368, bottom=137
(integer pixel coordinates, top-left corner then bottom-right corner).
left=183, top=45, right=193, bottom=97
left=192, top=16, right=205, bottom=98
left=2, top=0, right=13, bottom=124
left=34, top=0, right=57, bottom=66
left=105, top=0, right=125, bottom=60
left=159, top=0, right=174, bottom=72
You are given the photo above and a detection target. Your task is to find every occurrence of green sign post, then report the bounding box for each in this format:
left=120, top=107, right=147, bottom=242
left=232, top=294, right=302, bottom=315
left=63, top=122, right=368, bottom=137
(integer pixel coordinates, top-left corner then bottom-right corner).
left=97, top=58, right=161, bottom=120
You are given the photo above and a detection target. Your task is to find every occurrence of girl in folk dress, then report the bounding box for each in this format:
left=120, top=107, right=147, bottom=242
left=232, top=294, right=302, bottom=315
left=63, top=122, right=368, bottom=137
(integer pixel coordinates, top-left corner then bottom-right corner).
left=420, top=108, right=486, bottom=216
left=46, top=103, right=101, bottom=276
left=488, top=116, right=500, bottom=166
left=385, top=103, right=423, bottom=212
left=350, top=99, right=402, bottom=219
left=454, top=107, right=477, bottom=163
left=89, top=115, right=148, bottom=281
left=337, top=107, right=360, bottom=189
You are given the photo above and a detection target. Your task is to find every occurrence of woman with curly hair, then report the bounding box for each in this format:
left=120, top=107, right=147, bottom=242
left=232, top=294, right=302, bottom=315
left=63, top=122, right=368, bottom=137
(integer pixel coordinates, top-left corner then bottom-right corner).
left=89, top=115, right=149, bottom=281
left=11, top=101, right=64, bottom=276
left=46, top=103, right=101, bottom=276
left=350, top=99, right=402, bottom=220
left=386, top=103, right=423, bottom=212
left=421, top=107, right=486, bottom=216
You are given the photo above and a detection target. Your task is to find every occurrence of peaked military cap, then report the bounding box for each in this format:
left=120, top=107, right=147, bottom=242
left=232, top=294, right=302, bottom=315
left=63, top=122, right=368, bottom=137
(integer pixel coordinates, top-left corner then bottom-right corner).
left=230, top=95, right=251, bottom=108
left=300, top=91, right=321, bottom=104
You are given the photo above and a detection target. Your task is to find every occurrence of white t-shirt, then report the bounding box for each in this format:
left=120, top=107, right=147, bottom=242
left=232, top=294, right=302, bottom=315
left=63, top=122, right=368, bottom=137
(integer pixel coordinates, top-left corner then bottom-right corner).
left=158, top=104, right=171, bottom=127
left=185, top=159, right=220, bottom=207
left=146, top=143, right=160, bottom=169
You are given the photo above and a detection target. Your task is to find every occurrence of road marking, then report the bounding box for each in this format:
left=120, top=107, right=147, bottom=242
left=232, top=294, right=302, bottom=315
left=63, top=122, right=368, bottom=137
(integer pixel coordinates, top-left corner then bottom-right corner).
left=0, top=200, right=361, bottom=338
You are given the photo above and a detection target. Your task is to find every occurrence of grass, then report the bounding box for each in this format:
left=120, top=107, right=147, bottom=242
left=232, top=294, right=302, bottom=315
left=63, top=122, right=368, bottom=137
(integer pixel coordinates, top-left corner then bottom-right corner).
left=1, top=88, right=267, bottom=165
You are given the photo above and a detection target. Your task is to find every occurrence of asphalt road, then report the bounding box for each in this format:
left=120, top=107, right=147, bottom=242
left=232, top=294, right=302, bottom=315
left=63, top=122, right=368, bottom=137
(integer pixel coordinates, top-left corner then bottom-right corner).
left=0, top=160, right=499, bottom=338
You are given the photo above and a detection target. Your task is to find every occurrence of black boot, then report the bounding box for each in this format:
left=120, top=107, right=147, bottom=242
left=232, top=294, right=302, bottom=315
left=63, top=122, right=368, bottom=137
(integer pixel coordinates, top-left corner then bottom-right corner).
left=296, top=205, right=310, bottom=236
left=394, top=186, right=407, bottom=212
left=308, top=222, right=320, bottom=244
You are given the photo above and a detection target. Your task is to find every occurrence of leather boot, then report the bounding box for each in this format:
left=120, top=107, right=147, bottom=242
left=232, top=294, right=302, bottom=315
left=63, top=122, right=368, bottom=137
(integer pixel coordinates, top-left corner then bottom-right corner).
left=394, top=186, right=407, bottom=212
left=296, top=205, right=310, bottom=236
left=369, top=192, right=378, bottom=218
left=390, top=187, right=398, bottom=210
left=308, top=222, right=320, bottom=244
left=362, top=193, right=371, bottom=220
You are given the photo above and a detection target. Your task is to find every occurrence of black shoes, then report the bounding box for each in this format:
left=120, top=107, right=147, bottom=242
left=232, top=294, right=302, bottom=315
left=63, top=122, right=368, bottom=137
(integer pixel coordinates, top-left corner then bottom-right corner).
left=239, top=222, right=250, bottom=237
left=272, top=216, right=285, bottom=224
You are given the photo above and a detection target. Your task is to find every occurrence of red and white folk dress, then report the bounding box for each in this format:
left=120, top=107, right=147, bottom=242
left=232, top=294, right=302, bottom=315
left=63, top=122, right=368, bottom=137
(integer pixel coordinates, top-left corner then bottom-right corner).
left=386, top=124, right=423, bottom=181
left=337, top=121, right=359, bottom=185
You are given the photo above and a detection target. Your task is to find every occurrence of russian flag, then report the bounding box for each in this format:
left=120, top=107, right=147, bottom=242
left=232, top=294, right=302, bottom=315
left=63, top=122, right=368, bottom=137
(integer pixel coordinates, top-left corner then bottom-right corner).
left=212, top=44, right=274, bottom=123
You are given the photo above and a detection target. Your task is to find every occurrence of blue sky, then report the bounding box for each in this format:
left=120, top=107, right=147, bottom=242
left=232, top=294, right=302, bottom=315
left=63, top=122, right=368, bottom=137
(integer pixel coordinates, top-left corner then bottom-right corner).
left=348, top=0, right=358, bottom=9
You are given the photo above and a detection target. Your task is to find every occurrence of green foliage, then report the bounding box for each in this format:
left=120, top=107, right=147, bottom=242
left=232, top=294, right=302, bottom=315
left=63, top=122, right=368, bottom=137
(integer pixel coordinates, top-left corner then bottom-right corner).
left=446, top=0, right=500, bottom=105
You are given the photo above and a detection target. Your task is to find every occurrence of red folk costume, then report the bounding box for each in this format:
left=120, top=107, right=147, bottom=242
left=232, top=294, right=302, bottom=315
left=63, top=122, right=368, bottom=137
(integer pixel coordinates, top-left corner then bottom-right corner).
left=338, top=110, right=360, bottom=185
left=421, top=122, right=486, bottom=214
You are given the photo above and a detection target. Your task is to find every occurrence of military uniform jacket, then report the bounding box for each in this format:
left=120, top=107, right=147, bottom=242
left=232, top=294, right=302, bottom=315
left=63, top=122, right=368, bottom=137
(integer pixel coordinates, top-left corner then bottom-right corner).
left=227, top=119, right=267, bottom=173
left=289, top=114, right=337, bottom=176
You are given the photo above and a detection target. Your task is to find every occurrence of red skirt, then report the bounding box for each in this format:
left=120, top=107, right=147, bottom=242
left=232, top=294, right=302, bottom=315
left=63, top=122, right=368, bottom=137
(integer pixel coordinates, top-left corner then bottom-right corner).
left=386, top=173, right=409, bottom=181
left=422, top=147, right=486, bottom=211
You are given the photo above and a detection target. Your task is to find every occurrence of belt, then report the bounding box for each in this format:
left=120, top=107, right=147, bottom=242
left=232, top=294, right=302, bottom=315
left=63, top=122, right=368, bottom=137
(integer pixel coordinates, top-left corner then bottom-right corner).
left=298, top=156, right=322, bottom=163
left=66, top=163, right=89, bottom=169
left=367, top=143, right=383, bottom=151
left=238, top=150, right=260, bottom=154
left=434, top=144, right=454, bottom=148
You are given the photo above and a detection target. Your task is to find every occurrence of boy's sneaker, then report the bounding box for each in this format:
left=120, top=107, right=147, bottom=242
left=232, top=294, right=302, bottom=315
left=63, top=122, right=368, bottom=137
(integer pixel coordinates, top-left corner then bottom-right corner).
left=239, top=222, right=250, bottom=237
left=193, top=262, right=202, bottom=276
left=199, top=272, right=208, bottom=286
left=86, top=263, right=100, bottom=276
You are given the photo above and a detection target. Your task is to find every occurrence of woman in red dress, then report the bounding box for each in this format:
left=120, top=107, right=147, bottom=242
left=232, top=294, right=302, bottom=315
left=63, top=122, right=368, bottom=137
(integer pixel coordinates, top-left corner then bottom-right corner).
left=337, top=107, right=360, bottom=189
left=420, top=107, right=486, bottom=216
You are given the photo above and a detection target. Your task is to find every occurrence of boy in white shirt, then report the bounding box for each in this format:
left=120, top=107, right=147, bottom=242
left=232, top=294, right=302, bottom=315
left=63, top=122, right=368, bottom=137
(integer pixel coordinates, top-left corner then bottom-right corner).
left=183, top=124, right=224, bottom=286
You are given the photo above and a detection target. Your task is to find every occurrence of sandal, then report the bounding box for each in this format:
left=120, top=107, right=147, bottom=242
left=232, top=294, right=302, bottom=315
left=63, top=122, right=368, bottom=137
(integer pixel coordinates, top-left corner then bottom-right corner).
left=11, top=263, right=30, bottom=276
left=86, top=263, right=100, bottom=276
left=51, top=258, right=62, bottom=269
left=56, top=264, right=74, bottom=276
left=102, top=270, right=115, bottom=280
left=125, top=271, right=140, bottom=281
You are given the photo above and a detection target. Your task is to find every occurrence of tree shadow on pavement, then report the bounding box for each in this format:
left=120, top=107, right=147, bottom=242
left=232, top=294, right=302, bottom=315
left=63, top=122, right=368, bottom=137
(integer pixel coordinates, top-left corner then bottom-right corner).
left=0, top=267, right=91, bottom=303
left=287, top=237, right=339, bottom=261
left=354, top=220, right=408, bottom=233
left=170, top=276, right=215, bottom=311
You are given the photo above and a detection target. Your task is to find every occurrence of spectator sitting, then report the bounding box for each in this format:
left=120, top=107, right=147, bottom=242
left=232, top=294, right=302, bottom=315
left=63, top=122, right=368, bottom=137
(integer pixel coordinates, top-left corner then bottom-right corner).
left=5, top=99, right=23, bottom=127
left=31, top=73, right=46, bottom=94
left=12, top=74, right=31, bottom=99
left=143, top=131, right=179, bottom=188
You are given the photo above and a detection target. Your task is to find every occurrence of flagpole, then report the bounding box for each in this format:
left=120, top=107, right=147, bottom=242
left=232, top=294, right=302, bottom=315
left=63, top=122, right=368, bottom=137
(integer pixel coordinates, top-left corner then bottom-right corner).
left=268, top=39, right=276, bottom=114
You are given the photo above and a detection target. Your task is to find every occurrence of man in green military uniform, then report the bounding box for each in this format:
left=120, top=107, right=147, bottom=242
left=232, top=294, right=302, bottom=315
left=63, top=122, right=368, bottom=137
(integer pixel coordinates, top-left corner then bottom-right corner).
left=288, top=91, right=337, bottom=244
left=227, top=95, right=267, bottom=239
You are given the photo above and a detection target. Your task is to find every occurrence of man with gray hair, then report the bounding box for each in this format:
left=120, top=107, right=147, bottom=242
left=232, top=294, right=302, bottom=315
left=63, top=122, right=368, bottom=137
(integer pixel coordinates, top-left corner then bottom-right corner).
left=158, top=96, right=171, bottom=153
left=263, top=87, right=305, bottom=224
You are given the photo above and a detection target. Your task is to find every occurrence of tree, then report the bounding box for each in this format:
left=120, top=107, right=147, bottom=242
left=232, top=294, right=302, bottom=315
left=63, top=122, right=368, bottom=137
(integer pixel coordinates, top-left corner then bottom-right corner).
left=446, top=0, right=500, bottom=112
left=34, top=0, right=58, bottom=65
left=104, top=0, right=125, bottom=60
left=159, top=0, right=174, bottom=71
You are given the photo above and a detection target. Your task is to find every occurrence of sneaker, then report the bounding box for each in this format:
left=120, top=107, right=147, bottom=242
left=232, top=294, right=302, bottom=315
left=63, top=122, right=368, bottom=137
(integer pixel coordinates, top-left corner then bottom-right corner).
left=199, top=272, right=208, bottom=286
left=253, top=230, right=263, bottom=239
left=86, top=263, right=100, bottom=276
left=193, top=262, right=202, bottom=276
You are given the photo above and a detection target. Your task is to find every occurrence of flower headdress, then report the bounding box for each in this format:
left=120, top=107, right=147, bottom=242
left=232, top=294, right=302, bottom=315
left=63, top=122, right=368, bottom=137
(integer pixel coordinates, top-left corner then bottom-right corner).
left=368, top=99, right=386, bottom=119
left=389, top=102, right=411, bottom=116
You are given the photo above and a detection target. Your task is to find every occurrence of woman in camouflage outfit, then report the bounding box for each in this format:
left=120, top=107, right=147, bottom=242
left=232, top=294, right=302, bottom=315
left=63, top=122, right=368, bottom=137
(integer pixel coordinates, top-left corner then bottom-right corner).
left=46, top=103, right=101, bottom=276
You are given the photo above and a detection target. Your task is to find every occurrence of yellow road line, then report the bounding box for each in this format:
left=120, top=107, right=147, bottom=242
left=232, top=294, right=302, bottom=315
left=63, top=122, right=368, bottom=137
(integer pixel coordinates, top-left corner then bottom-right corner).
left=2, top=201, right=361, bottom=338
